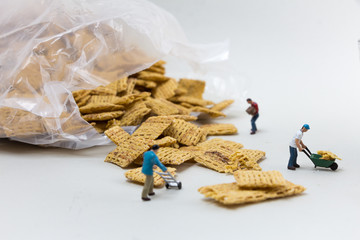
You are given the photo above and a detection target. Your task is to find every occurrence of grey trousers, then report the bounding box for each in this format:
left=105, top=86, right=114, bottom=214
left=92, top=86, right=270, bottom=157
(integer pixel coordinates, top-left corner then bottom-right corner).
left=142, top=175, right=154, bottom=198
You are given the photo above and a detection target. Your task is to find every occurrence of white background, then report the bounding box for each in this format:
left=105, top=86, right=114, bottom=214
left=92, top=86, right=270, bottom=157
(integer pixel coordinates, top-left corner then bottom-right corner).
left=1, top=0, right=360, bottom=239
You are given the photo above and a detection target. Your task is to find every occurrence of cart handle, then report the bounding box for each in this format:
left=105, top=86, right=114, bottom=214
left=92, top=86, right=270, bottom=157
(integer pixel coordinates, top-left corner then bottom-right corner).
left=302, top=147, right=312, bottom=159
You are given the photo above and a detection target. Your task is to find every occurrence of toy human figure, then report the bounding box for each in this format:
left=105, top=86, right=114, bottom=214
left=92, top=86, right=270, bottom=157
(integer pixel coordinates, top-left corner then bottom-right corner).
left=141, top=145, right=167, bottom=201
left=246, top=98, right=259, bottom=135
left=288, top=124, right=310, bottom=170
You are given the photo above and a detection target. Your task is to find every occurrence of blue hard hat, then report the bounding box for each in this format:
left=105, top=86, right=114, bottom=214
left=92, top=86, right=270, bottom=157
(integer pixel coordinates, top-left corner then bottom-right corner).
left=303, top=124, right=310, bottom=130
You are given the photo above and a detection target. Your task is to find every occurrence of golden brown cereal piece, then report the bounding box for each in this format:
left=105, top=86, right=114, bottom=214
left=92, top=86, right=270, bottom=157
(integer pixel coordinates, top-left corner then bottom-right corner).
left=3, top=110, right=46, bottom=137
left=124, top=166, right=176, bottom=187
left=227, top=151, right=262, bottom=172
left=132, top=116, right=174, bottom=140
left=156, top=147, right=194, bottom=165
left=145, top=65, right=165, bottom=75
left=191, top=106, right=226, bottom=118
left=90, top=121, right=108, bottom=133
left=72, top=89, right=91, bottom=102
left=105, top=137, right=150, bottom=167
left=123, top=78, right=136, bottom=96
left=135, top=79, right=157, bottom=89
left=89, top=86, right=117, bottom=95
left=170, top=96, right=214, bottom=107
left=136, top=71, right=170, bottom=82
left=119, top=101, right=151, bottom=126
left=178, top=78, right=205, bottom=99
left=163, top=119, right=207, bottom=146
left=180, top=102, right=194, bottom=109
left=148, top=137, right=177, bottom=147
left=317, top=151, right=342, bottom=160
left=106, top=77, right=128, bottom=94
left=194, top=150, right=233, bottom=173
left=197, top=138, right=243, bottom=153
left=211, top=100, right=234, bottom=112
left=106, top=119, right=121, bottom=129
left=88, top=95, right=135, bottom=105
left=82, top=110, right=124, bottom=122
left=79, top=103, right=124, bottom=114
left=174, top=87, right=188, bottom=96
left=76, top=94, right=91, bottom=107
left=104, top=126, right=131, bottom=145
left=166, top=102, right=191, bottom=115
left=144, top=98, right=179, bottom=116
left=132, top=92, right=152, bottom=101
left=152, top=60, right=166, bottom=68
left=152, top=78, right=177, bottom=99
left=200, top=124, right=237, bottom=135
left=235, top=149, right=266, bottom=162
left=198, top=181, right=306, bottom=205
left=233, top=170, right=287, bottom=188
left=170, top=115, right=198, bottom=121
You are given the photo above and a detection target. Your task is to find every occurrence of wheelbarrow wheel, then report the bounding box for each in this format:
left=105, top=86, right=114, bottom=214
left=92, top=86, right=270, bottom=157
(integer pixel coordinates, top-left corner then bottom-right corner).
left=165, top=183, right=170, bottom=189
left=177, top=182, right=182, bottom=190
left=330, top=163, right=338, bottom=171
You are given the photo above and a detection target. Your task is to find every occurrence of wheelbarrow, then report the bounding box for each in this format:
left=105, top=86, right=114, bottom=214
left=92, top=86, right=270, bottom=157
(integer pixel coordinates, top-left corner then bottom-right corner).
left=302, top=147, right=338, bottom=171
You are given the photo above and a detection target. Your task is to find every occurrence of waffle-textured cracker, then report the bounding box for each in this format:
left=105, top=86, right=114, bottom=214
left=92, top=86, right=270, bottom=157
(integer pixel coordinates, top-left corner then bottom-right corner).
left=191, top=106, right=226, bottom=118
left=198, top=181, right=305, bottom=205
left=105, top=137, right=150, bottom=167
left=317, top=150, right=342, bottom=160
left=156, top=147, right=194, bottom=165
left=106, top=77, right=128, bottom=94
left=82, top=110, right=124, bottom=121
left=200, top=123, right=237, bottom=135
left=211, top=100, right=234, bottom=111
left=152, top=78, right=177, bottom=99
left=132, top=116, right=174, bottom=140
left=119, top=101, right=151, bottom=126
left=194, top=150, right=233, bottom=173
left=170, top=96, right=214, bottom=107
left=227, top=151, right=262, bottom=172
left=89, top=86, right=117, bottom=96
left=148, top=137, right=177, bottom=147
left=235, top=149, right=266, bottom=162
left=178, top=78, right=205, bottom=99
left=170, top=115, right=198, bottom=121
left=144, top=98, right=179, bottom=116
left=135, top=79, right=157, bottom=89
left=124, top=166, right=176, bottom=187
left=234, top=170, right=287, bottom=188
left=136, top=71, right=170, bottom=82
left=163, top=119, right=207, bottom=146
left=104, top=126, right=131, bottom=145
left=197, top=138, right=244, bottom=153
left=88, top=95, right=135, bottom=105
left=79, top=103, right=124, bottom=114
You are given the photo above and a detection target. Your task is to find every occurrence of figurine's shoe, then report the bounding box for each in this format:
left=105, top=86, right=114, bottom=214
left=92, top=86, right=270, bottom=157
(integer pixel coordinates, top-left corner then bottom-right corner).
left=287, top=166, right=296, bottom=170
left=294, top=164, right=300, bottom=168
left=250, top=131, right=256, bottom=135
left=148, top=192, right=155, bottom=196
left=142, top=197, right=151, bottom=201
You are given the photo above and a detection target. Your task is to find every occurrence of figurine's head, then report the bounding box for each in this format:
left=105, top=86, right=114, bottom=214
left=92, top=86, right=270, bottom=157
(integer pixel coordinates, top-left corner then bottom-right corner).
left=246, top=98, right=252, bottom=104
left=301, top=124, right=310, bottom=132
left=151, top=144, right=160, bottom=153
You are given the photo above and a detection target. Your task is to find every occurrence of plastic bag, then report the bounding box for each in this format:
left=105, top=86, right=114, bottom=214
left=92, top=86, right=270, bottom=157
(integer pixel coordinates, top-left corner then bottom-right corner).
left=0, top=0, right=235, bottom=149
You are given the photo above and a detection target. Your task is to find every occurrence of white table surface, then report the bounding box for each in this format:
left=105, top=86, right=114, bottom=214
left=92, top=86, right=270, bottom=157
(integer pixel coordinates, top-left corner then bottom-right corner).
left=1, top=0, right=360, bottom=239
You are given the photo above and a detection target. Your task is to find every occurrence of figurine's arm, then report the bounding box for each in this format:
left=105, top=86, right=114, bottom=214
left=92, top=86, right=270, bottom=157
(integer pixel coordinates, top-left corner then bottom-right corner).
left=300, top=140, right=306, bottom=149
left=295, top=139, right=303, bottom=151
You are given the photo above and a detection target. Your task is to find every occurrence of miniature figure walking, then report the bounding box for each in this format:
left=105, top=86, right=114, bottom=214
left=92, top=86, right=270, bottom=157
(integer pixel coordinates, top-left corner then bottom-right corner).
left=141, top=145, right=167, bottom=201
left=288, top=124, right=310, bottom=170
left=246, top=98, right=259, bottom=135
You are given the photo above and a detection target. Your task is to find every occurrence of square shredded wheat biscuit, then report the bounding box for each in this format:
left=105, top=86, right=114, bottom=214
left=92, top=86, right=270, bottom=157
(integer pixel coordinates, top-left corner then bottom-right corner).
left=233, top=170, right=287, bottom=188
left=104, top=126, right=131, bottom=145
left=131, top=116, right=174, bottom=140
left=198, top=181, right=305, bottom=205
left=118, top=101, right=151, bottom=126
left=200, top=123, right=237, bottom=135
left=317, top=151, right=342, bottom=160
left=124, top=166, right=177, bottom=188
left=105, top=137, right=150, bottom=167
left=156, top=147, right=194, bottom=165
left=210, top=100, right=234, bottom=112
left=227, top=151, right=262, bottom=172
left=163, top=119, right=207, bottom=146
left=82, top=110, right=124, bottom=122
left=152, top=78, right=177, bottom=99
left=235, top=149, right=266, bottom=162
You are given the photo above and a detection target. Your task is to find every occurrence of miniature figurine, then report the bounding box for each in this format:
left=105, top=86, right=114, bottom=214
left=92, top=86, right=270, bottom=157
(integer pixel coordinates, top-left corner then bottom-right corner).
left=288, top=124, right=310, bottom=170
left=246, top=98, right=259, bottom=135
left=141, top=144, right=167, bottom=201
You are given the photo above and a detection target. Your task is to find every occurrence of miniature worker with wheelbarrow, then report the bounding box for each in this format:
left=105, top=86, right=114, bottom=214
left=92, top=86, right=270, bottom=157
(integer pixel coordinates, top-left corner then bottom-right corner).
left=288, top=124, right=310, bottom=170
left=141, top=144, right=167, bottom=201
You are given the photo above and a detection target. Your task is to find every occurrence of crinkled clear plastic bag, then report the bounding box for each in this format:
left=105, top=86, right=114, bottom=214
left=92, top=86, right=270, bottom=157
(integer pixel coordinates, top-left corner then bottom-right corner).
left=0, top=0, right=238, bottom=149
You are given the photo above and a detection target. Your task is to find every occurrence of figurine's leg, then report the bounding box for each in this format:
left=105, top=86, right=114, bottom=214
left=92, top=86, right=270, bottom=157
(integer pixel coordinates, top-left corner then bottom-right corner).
left=149, top=176, right=154, bottom=195
left=288, top=146, right=296, bottom=168
left=142, top=175, right=152, bottom=199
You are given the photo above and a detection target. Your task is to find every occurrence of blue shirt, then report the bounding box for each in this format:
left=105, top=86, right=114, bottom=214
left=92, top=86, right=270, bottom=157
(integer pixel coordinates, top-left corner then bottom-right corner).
left=141, top=150, right=167, bottom=176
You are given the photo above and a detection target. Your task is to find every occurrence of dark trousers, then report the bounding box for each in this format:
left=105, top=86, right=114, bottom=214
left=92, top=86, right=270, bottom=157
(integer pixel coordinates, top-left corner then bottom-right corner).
left=288, top=146, right=298, bottom=167
left=251, top=113, right=259, bottom=132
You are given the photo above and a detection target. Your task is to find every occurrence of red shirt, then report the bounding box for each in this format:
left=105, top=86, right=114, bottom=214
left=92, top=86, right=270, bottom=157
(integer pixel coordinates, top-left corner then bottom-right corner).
left=251, top=102, right=259, bottom=114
